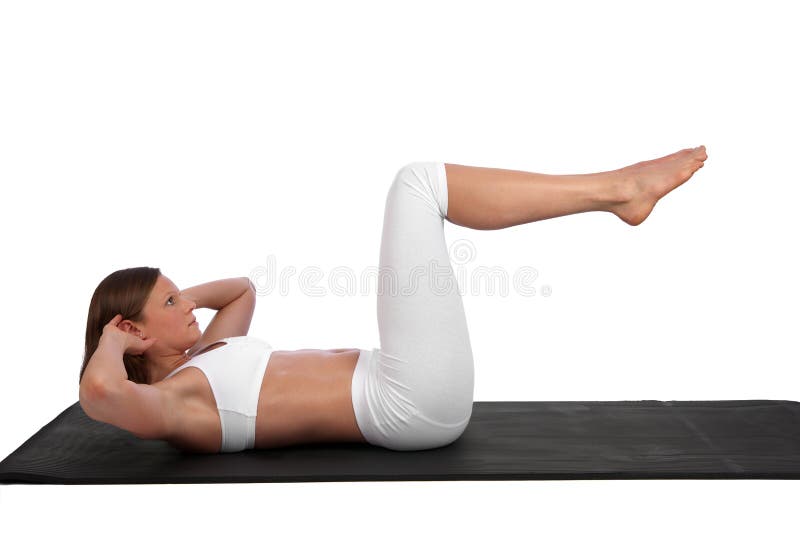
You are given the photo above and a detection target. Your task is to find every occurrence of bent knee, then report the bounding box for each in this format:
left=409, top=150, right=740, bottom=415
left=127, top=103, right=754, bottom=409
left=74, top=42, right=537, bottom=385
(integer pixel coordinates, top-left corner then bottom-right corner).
left=388, top=161, right=448, bottom=219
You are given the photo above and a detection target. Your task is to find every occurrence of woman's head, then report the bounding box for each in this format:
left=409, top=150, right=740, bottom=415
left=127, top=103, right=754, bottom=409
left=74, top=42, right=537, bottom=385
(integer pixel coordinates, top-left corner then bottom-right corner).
left=80, top=267, right=200, bottom=385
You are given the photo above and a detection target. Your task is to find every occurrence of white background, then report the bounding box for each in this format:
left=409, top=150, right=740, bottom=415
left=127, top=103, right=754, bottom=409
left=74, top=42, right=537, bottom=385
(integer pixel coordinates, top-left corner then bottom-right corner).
left=1, top=0, right=798, bottom=532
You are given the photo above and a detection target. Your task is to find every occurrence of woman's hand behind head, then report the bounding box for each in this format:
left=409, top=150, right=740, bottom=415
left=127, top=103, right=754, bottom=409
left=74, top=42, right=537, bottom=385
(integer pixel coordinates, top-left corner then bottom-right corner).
left=101, top=313, right=159, bottom=355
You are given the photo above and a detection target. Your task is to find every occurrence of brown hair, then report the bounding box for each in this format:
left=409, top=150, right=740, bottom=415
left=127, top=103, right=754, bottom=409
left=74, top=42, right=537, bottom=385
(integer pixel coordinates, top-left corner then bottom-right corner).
left=79, top=266, right=161, bottom=386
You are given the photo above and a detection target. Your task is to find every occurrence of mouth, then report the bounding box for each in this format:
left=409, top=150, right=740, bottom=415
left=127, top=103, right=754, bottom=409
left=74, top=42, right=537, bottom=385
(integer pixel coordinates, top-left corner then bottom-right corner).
left=189, top=319, right=198, bottom=327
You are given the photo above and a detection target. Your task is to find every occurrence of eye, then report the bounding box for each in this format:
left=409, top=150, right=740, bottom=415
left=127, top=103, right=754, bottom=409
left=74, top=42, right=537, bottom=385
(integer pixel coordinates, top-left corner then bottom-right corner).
left=167, top=296, right=175, bottom=305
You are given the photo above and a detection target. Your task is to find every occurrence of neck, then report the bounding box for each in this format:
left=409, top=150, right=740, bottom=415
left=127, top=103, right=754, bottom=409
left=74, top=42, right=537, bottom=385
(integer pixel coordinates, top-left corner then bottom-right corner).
left=148, top=351, right=192, bottom=383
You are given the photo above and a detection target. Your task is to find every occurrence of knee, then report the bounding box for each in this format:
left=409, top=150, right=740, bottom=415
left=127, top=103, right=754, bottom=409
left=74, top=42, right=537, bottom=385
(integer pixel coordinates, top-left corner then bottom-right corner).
left=390, top=162, right=423, bottom=193
left=395, top=161, right=425, bottom=180
left=389, top=162, right=448, bottom=218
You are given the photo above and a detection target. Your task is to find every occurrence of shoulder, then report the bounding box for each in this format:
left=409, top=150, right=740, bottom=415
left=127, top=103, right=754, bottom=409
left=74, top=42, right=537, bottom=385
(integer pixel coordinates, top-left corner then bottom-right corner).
left=153, top=372, right=201, bottom=432
left=154, top=374, right=222, bottom=453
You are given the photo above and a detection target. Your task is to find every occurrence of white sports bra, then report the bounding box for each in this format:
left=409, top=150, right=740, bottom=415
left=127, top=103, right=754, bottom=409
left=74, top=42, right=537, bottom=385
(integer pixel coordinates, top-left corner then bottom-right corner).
left=164, top=335, right=275, bottom=452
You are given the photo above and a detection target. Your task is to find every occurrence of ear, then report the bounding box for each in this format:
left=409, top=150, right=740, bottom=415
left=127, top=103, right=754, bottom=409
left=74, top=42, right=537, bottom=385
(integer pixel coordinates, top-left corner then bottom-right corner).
left=118, top=320, right=138, bottom=335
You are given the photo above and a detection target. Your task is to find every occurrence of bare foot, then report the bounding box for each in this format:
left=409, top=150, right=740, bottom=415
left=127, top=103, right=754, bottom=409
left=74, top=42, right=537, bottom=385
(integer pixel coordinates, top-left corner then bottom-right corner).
left=611, top=146, right=708, bottom=226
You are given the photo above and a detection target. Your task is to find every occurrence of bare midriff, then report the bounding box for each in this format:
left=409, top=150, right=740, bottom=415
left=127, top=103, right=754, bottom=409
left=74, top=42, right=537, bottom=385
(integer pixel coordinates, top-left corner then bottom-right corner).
left=255, top=348, right=368, bottom=448
left=159, top=345, right=369, bottom=453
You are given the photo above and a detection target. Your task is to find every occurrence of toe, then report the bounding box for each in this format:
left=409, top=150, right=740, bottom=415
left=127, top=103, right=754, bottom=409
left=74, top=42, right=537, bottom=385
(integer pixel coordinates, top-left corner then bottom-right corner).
left=695, top=146, right=707, bottom=160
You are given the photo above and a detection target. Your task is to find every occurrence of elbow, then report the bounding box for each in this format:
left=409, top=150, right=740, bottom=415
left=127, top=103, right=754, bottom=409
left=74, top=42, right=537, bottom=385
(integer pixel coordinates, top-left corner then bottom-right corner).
left=243, top=276, right=257, bottom=295
left=79, top=382, right=103, bottom=419
left=80, top=379, right=103, bottom=400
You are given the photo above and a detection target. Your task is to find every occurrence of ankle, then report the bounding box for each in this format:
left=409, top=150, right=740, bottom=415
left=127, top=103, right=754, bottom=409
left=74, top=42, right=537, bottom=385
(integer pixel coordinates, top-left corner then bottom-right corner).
left=594, top=168, right=637, bottom=209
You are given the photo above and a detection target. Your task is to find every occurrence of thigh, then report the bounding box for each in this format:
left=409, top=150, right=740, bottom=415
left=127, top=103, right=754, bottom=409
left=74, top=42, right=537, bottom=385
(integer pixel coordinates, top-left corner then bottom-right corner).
left=375, top=162, right=474, bottom=423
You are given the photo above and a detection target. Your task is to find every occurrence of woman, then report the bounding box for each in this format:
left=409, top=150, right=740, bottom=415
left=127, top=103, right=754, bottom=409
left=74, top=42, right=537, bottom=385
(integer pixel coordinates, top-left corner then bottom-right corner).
left=78, top=146, right=708, bottom=454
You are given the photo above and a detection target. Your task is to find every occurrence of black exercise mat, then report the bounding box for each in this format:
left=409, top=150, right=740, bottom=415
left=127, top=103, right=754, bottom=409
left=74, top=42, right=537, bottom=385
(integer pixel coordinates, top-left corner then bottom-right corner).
left=2, top=399, right=799, bottom=484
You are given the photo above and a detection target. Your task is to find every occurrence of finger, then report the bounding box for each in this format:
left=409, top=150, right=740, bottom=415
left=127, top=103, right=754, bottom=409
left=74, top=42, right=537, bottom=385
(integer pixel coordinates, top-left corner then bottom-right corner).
left=108, top=313, right=122, bottom=325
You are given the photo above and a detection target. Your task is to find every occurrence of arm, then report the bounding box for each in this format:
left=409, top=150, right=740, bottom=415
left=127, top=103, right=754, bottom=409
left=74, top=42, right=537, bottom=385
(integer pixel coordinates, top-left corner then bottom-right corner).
left=80, top=374, right=173, bottom=440
left=78, top=334, right=172, bottom=440
left=183, top=277, right=258, bottom=352
left=80, top=330, right=131, bottom=391
left=180, top=277, right=255, bottom=311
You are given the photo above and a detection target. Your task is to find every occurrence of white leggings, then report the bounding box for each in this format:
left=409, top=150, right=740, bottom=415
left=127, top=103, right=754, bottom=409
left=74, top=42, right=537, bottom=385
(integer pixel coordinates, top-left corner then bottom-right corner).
left=351, top=161, right=475, bottom=451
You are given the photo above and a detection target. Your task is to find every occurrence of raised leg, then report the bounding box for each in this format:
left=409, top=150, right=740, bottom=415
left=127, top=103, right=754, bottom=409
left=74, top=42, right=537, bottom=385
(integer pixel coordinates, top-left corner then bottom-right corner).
left=444, top=145, right=708, bottom=229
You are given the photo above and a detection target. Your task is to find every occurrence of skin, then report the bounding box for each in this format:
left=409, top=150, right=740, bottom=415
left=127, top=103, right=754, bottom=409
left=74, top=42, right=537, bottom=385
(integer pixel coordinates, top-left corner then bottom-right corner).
left=108, top=146, right=708, bottom=452
left=118, top=275, right=201, bottom=381
left=115, top=274, right=369, bottom=450
left=444, top=146, right=708, bottom=230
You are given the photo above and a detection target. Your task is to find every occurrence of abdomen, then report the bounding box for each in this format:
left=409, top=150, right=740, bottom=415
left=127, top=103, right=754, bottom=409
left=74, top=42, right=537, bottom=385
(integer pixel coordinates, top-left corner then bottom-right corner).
left=255, top=348, right=365, bottom=448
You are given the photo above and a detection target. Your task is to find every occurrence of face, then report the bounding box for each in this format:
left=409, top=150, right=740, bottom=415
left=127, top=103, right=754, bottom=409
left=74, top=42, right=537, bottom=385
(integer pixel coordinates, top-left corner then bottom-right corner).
left=127, top=274, right=201, bottom=354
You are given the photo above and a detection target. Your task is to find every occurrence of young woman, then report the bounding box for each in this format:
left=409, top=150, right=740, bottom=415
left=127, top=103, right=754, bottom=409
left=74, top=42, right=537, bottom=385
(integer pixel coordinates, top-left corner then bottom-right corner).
left=78, top=146, right=708, bottom=454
